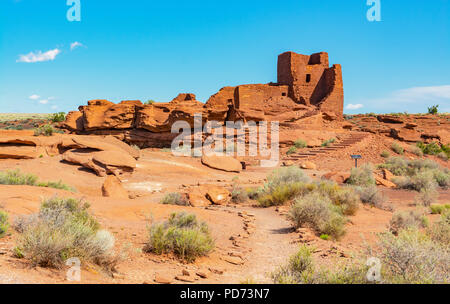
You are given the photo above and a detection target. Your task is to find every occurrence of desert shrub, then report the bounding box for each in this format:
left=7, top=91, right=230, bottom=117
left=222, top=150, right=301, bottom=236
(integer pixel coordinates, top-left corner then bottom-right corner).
left=427, top=211, right=450, bottom=244
left=416, top=142, right=444, bottom=156
left=414, top=188, right=438, bottom=207
left=389, top=210, right=428, bottom=235
left=409, top=145, right=424, bottom=157
left=272, top=246, right=368, bottom=284
left=316, top=182, right=359, bottom=216
left=286, top=146, right=297, bottom=155
left=391, top=142, right=404, bottom=155
left=427, top=105, right=439, bottom=115
left=429, top=204, right=450, bottom=215
left=258, top=182, right=313, bottom=207
left=321, top=138, right=336, bottom=147
left=289, top=192, right=346, bottom=240
left=34, top=124, right=55, bottom=136
left=392, top=170, right=437, bottom=192
left=294, top=139, right=307, bottom=149
left=271, top=245, right=315, bottom=284
left=437, top=152, right=448, bottom=161
left=50, top=112, right=66, bottom=123
left=265, top=166, right=310, bottom=192
left=0, top=211, right=9, bottom=238
left=15, top=197, right=115, bottom=268
left=346, top=163, right=375, bottom=187
left=377, top=229, right=449, bottom=283
left=145, top=99, right=156, bottom=105
left=0, top=170, right=38, bottom=185
left=247, top=187, right=264, bottom=200
left=0, top=170, right=74, bottom=191
left=380, top=150, right=390, bottom=158
left=231, top=185, right=248, bottom=203
left=354, top=185, right=385, bottom=208
left=160, top=192, right=188, bottom=206
left=144, top=212, right=214, bottom=262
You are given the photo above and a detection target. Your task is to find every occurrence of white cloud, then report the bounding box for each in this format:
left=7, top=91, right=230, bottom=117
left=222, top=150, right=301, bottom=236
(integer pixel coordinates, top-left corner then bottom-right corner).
left=70, top=41, right=84, bottom=50
left=29, top=94, right=40, bottom=100
left=16, top=48, right=61, bottom=63
left=39, top=99, right=49, bottom=105
left=346, top=103, right=364, bottom=110
left=51, top=105, right=58, bottom=110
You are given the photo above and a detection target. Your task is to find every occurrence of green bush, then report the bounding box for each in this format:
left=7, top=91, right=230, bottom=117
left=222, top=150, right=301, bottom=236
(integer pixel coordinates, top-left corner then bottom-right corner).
left=286, top=146, right=297, bottom=155
left=15, top=197, right=115, bottom=268
left=247, top=187, right=264, bottom=200
left=288, top=192, right=346, bottom=240
left=34, top=124, right=55, bottom=136
left=0, top=170, right=74, bottom=191
left=430, top=204, right=450, bottom=215
left=346, top=163, right=376, bottom=187
left=144, top=212, right=214, bottom=262
left=391, top=142, right=404, bottom=155
left=294, top=139, right=307, bottom=149
left=145, top=99, right=156, bottom=105
left=389, top=210, right=428, bottom=235
left=321, top=138, right=336, bottom=147
left=160, top=192, right=188, bottom=206
left=0, top=211, right=9, bottom=238
left=417, top=142, right=445, bottom=156
left=380, top=150, right=390, bottom=158
left=50, top=112, right=66, bottom=123
left=427, top=105, right=439, bottom=115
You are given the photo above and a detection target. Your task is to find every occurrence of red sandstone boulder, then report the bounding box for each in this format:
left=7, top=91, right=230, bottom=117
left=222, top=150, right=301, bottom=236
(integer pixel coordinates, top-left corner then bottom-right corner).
left=322, top=172, right=350, bottom=184
left=201, top=154, right=242, bottom=172
left=80, top=99, right=138, bottom=130
left=204, top=185, right=231, bottom=205
left=382, top=169, right=395, bottom=181
left=390, top=128, right=422, bottom=142
left=63, top=111, right=84, bottom=131
left=62, top=149, right=136, bottom=176
left=187, top=188, right=212, bottom=207
left=300, top=161, right=317, bottom=170
left=375, top=176, right=396, bottom=188
left=102, top=175, right=129, bottom=199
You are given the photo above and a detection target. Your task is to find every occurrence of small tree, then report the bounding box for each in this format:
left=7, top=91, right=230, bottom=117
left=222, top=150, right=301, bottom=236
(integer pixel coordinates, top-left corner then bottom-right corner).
left=428, top=105, right=439, bottom=115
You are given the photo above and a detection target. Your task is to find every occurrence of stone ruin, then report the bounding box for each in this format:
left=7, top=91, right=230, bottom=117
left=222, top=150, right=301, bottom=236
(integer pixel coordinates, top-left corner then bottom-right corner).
left=63, top=51, right=344, bottom=147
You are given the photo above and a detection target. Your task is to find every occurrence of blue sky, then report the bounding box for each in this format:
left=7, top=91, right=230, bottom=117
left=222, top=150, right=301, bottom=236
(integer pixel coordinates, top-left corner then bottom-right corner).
left=0, top=0, right=449, bottom=114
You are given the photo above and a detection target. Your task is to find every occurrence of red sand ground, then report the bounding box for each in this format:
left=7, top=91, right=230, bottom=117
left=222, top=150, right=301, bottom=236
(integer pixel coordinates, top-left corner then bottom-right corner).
left=0, top=129, right=449, bottom=284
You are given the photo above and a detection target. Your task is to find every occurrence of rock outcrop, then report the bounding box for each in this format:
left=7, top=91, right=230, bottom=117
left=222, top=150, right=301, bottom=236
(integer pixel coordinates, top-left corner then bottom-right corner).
left=61, top=51, right=345, bottom=148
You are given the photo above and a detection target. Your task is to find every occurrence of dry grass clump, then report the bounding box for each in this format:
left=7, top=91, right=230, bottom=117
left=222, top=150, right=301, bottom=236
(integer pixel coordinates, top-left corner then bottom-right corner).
left=271, top=245, right=368, bottom=284
left=391, top=142, right=404, bottom=155
left=0, top=211, right=9, bottom=238
left=0, top=170, right=75, bottom=191
left=377, top=229, right=449, bottom=283
left=160, top=192, right=189, bottom=206
left=389, top=209, right=428, bottom=235
left=144, top=212, right=214, bottom=262
left=353, top=185, right=386, bottom=208
left=14, top=197, right=116, bottom=269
